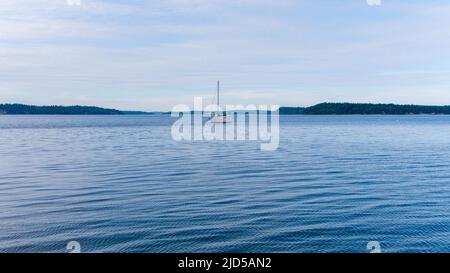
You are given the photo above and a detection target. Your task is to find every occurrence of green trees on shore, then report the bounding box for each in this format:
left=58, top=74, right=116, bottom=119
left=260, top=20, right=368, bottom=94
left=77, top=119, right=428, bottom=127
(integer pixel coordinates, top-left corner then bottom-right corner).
left=2, top=102, right=450, bottom=115
left=280, top=103, right=450, bottom=115
left=0, top=104, right=122, bottom=115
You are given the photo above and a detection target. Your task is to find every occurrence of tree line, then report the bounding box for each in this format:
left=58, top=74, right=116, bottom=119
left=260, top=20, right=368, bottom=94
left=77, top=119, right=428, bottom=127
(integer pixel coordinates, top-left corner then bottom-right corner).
left=0, top=104, right=122, bottom=115
left=280, top=103, right=450, bottom=115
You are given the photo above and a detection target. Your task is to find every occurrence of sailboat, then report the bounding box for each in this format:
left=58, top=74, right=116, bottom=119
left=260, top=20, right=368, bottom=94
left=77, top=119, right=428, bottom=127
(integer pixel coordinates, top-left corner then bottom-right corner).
left=210, top=80, right=232, bottom=123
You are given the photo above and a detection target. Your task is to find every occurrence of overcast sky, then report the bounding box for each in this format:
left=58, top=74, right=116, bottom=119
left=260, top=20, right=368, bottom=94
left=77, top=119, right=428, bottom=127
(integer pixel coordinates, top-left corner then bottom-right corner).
left=1, top=0, right=450, bottom=111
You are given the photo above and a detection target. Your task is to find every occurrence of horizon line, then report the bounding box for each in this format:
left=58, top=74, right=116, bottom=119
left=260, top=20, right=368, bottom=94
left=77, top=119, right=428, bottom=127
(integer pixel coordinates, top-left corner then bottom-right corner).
left=2, top=101, right=450, bottom=113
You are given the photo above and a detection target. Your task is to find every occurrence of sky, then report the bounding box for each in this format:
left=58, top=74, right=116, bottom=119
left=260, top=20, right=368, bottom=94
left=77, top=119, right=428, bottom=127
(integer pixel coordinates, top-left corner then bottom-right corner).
left=1, top=0, right=450, bottom=111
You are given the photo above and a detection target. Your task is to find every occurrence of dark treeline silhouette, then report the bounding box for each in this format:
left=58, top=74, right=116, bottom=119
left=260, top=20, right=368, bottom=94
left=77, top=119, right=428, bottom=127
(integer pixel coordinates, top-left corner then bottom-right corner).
left=2, top=102, right=450, bottom=115
left=281, top=103, right=450, bottom=115
left=0, top=104, right=122, bottom=115
left=279, top=107, right=305, bottom=114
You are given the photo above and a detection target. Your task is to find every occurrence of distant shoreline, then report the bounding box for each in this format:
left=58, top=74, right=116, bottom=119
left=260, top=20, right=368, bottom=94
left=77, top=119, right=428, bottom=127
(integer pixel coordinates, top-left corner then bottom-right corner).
left=2, top=102, right=450, bottom=115
left=0, top=104, right=167, bottom=115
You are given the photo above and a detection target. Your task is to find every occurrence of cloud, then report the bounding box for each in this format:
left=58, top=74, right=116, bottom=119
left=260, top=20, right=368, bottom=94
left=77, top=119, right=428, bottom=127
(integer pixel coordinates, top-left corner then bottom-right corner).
left=66, top=0, right=81, bottom=6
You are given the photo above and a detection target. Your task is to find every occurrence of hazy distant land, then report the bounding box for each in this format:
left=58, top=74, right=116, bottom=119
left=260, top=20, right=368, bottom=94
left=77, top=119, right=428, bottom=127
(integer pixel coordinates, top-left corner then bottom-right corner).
left=2, top=102, right=450, bottom=115
left=281, top=103, right=450, bottom=115
left=0, top=104, right=160, bottom=115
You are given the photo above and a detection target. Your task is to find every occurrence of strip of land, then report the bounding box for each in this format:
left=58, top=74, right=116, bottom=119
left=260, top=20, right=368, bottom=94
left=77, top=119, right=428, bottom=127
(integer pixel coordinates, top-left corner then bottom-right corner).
left=280, top=103, right=450, bottom=115
left=1, top=102, right=450, bottom=115
left=0, top=104, right=158, bottom=115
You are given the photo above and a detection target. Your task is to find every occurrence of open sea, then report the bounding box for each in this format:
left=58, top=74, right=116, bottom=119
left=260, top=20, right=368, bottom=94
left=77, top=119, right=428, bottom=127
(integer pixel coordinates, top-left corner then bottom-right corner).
left=1, top=115, right=450, bottom=253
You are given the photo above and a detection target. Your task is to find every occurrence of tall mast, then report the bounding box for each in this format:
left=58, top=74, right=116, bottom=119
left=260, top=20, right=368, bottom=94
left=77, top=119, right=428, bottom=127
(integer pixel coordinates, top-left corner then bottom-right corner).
left=217, top=80, right=220, bottom=107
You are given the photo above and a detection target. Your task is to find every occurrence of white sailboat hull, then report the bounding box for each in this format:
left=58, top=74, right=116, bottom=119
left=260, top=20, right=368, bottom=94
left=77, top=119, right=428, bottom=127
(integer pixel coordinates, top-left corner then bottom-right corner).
left=210, top=115, right=233, bottom=123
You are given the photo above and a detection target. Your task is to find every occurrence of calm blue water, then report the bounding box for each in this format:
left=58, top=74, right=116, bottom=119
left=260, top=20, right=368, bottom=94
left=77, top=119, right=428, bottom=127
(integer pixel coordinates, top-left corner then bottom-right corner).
left=1, top=115, right=450, bottom=253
